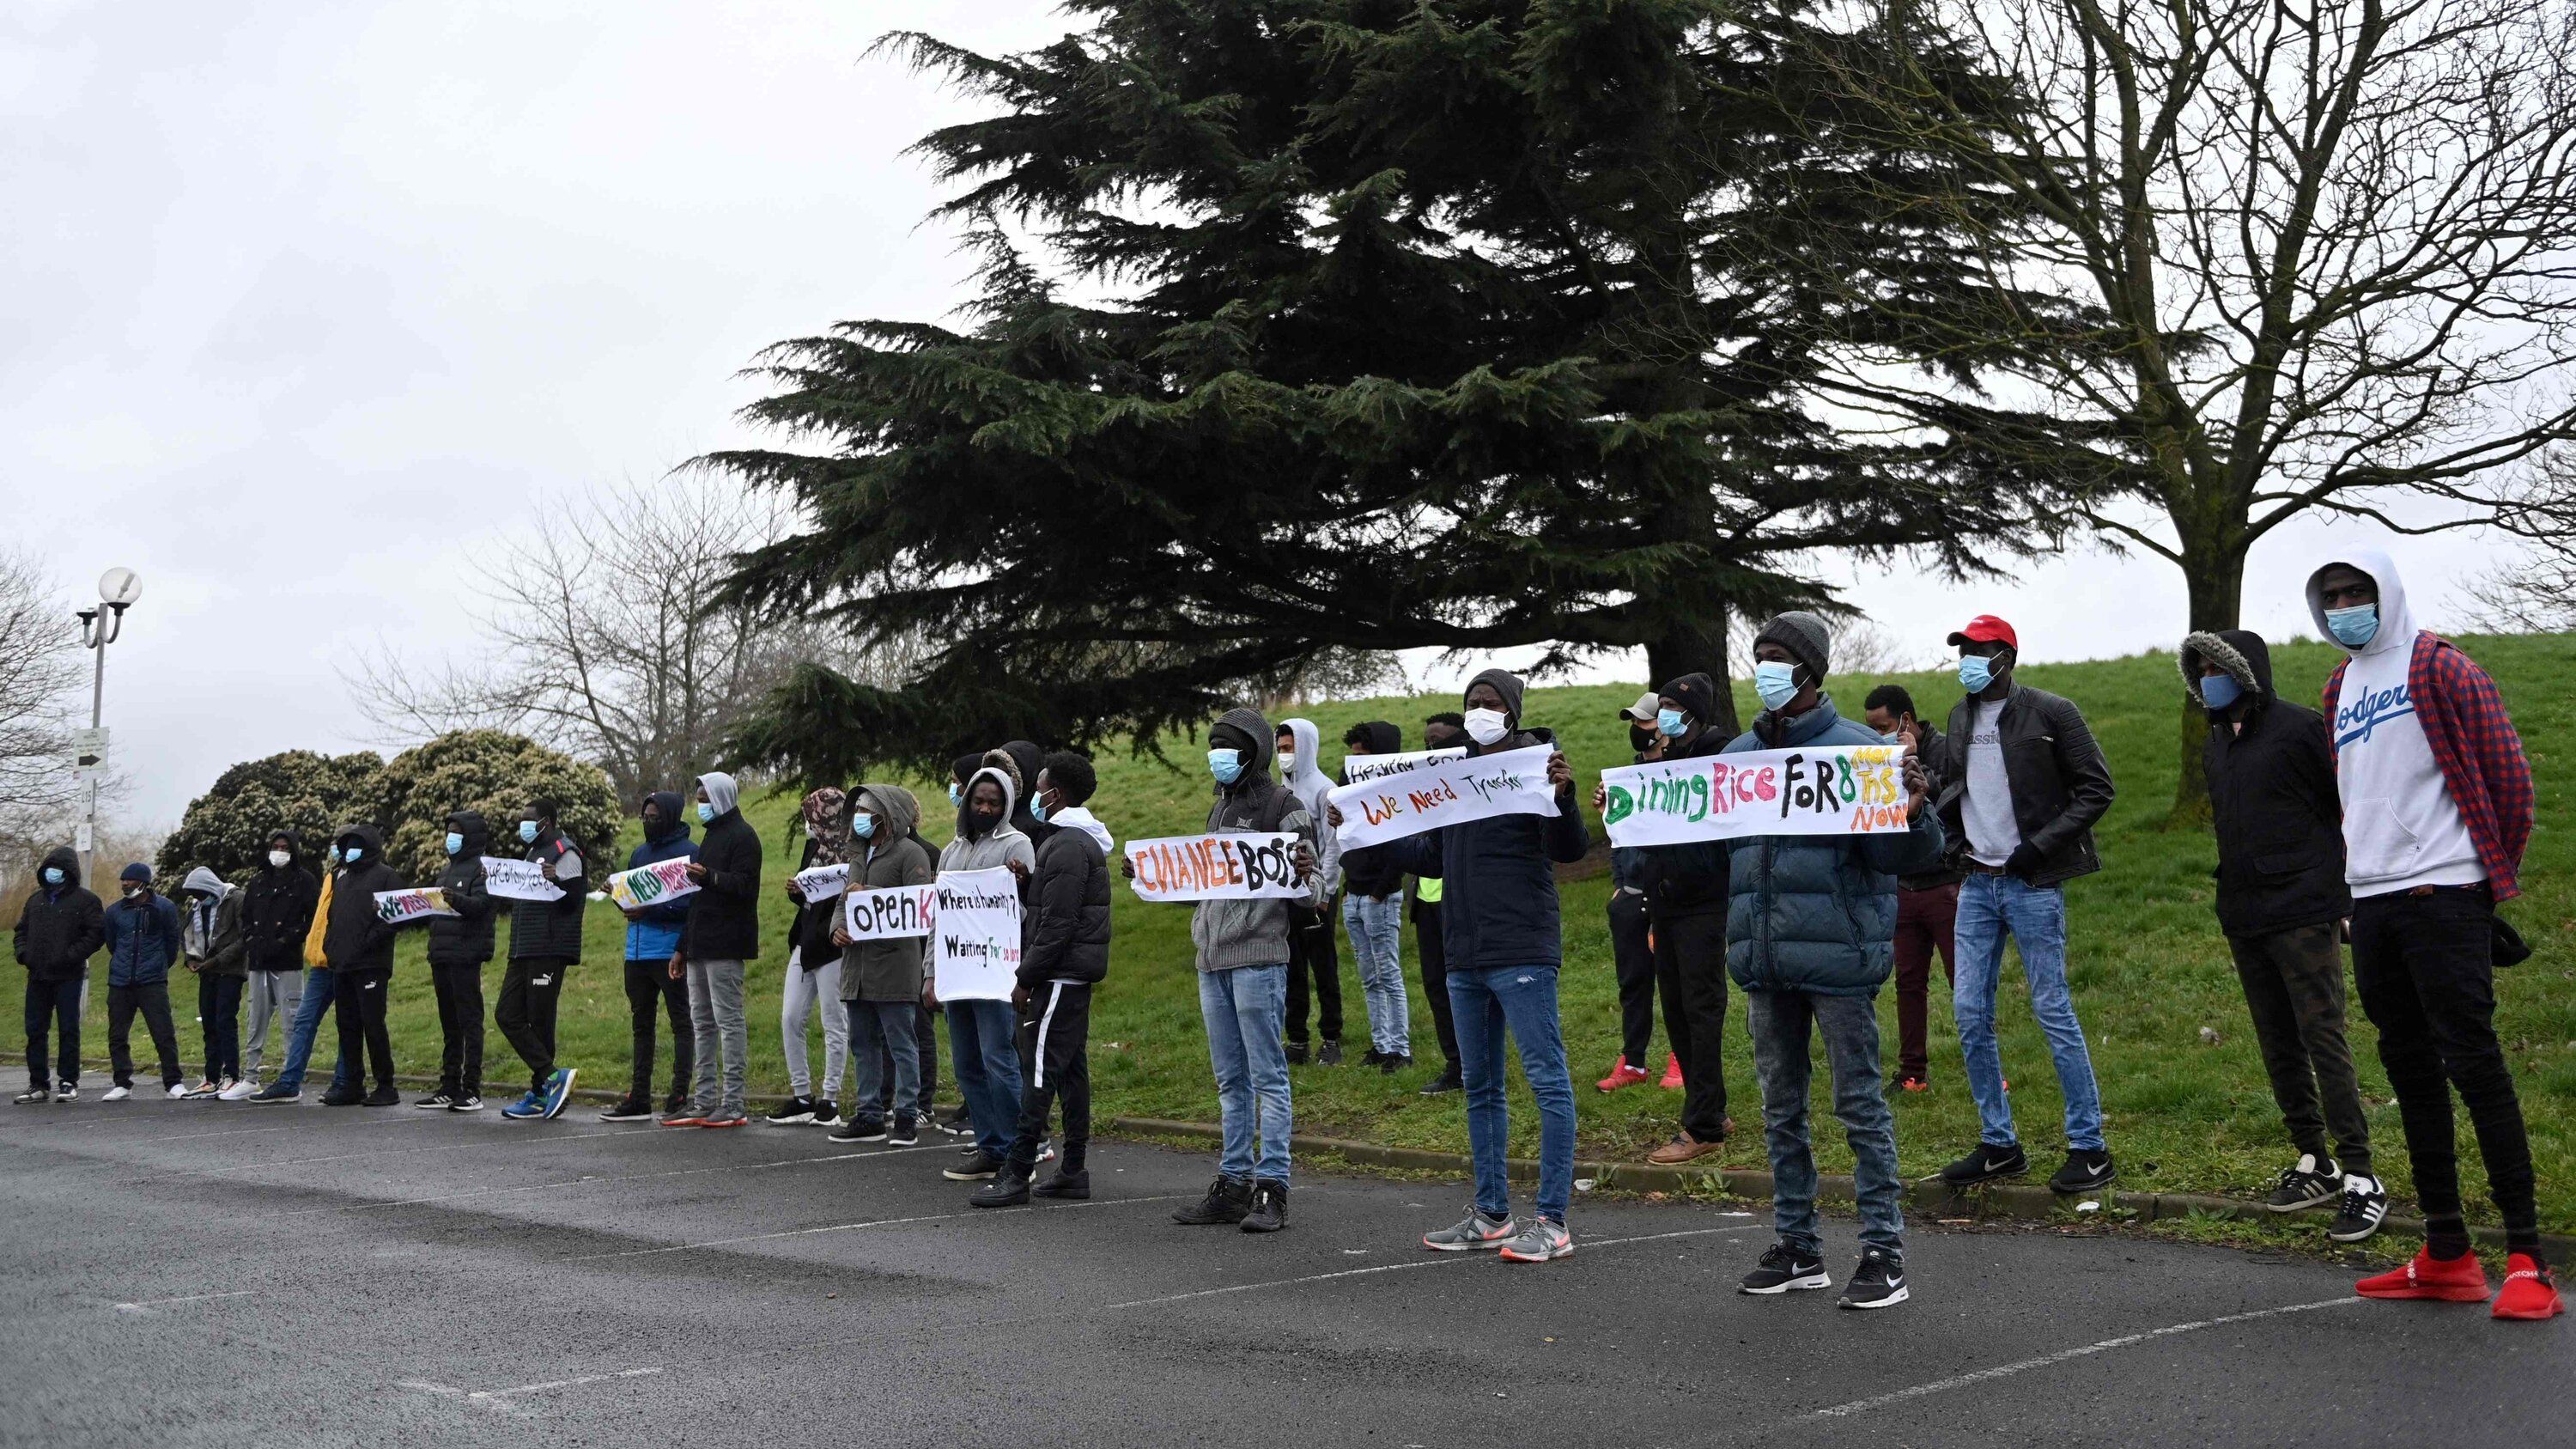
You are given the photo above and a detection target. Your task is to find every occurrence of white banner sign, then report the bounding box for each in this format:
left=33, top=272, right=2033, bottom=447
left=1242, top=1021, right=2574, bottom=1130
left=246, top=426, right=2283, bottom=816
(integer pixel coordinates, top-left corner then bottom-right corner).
left=793, top=861, right=849, bottom=901
left=933, top=868, right=1021, bottom=1002
left=841, top=883, right=938, bottom=941
left=1124, top=833, right=1308, bottom=903
left=373, top=886, right=454, bottom=925
left=606, top=857, right=699, bottom=911
left=479, top=855, right=566, bottom=902
left=1600, top=744, right=1913, bottom=848
left=1340, top=746, right=1464, bottom=785
left=1327, top=744, right=1559, bottom=849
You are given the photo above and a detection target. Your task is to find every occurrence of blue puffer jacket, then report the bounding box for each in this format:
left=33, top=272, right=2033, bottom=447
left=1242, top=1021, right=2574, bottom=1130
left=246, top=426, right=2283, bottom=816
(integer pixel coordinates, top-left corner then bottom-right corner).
left=103, top=889, right=183, bottom=988
left=1719, top=697, right=1945, bottom=996
left=623, top=791, right=696, bottom=963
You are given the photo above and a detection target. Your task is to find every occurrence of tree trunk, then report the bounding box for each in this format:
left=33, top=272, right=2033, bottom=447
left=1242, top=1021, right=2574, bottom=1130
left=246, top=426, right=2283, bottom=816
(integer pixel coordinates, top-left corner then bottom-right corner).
left=2167, top=535, right=2246, bottom=825
left=1643, top=609, right=1739, bottom=737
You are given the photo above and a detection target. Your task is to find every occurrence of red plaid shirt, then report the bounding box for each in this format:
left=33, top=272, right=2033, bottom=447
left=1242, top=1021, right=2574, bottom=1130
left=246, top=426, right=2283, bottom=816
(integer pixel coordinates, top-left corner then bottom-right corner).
left=2323, top=632, right=2533, bottom=900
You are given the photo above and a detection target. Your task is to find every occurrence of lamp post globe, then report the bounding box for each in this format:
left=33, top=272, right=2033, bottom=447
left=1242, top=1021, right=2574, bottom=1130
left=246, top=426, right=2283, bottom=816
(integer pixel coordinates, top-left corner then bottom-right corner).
left=100, top=567, right=141, bottom=607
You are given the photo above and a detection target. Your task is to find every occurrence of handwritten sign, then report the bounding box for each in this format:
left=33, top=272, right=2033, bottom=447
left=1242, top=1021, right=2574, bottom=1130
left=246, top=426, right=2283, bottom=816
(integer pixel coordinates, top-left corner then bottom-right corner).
left=933, top=868, right=1021, bottom=1002
left=842, top=883, right=937, bottom=941
left=1327, top=744, right=1559, bottom=849
left=606, top=857, right=699, bottom=911
left=1340, top=747, right=1465, bottom=785
left=1124, top=833, right=1309, bottom=903
left=479, top=856, right=565, bottom=903
left=1601, top=744, right=1913, bottom=848
left=373, top=887, right=453, bottom=926
left=793, top=861, right=849, bottom=901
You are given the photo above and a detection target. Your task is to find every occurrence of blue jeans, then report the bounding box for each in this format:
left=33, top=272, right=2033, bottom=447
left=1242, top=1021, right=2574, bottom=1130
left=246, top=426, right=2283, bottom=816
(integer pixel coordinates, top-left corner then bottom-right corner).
left=1198, top=965, right=1291, bottom=1183
left=1953, top=874, right=2105, bottom=1152
left=1448, top=963, right=1577, bottom=1224
left=1748, top=989, right=1903, bottom=1257
left=944, top=999, right=1022, bottom=1160
left=1342, top=893, right=1409, bottom=1056
left=274, top=967, right=352, bottom=1095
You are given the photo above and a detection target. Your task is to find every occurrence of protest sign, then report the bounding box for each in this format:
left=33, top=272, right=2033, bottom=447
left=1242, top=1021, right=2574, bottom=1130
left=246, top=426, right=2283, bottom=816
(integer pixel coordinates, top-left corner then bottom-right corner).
left=933, top=868, right=1021, bottom=1002
left=606, top=857, right=699, bottom=911
left=1600, top=743, right=1914, bottom=849
left=842, top=883, right=937, bottom=941
left=1326, top=744, right=1560, bottom=850
left=793, top=861, right=849, bottom=901
left=1123, top=833, right=1309, bottom=903
left=373, top=887, right=453, bottom=926
left=479, top=856, right=565, bottom=903
left=1339, top=747, right=1465, bottom=785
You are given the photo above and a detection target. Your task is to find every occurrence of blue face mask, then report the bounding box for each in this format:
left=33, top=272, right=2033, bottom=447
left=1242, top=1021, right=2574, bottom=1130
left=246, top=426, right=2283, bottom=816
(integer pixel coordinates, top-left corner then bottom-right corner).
left=2199, top=673, right=2243, bottom=711
left=1030, top=794, right=1049, bottom=824
left=1656, top=708, right=1687, bottom=738
left=1880, top=730, right=1904, bottom=746
left=519, top=820, right=539, bottom=845
left=2324, top=603, right=2379, bottom=648
left=696, top=802, right=715, bottom=825
left=444, top=831, right=464, bottom=856
left=41, top=867, right=63, bottom=886
left=1958, top=654, right=1996, bottom=692
left=948, top=783, right=963, bottom=807
left=1753, top=661, right=1800, bottom=711
left=852, top=813, right=877, bottom=840
left=1208, top=748, right=1243, bottom=786
left=343, top=846, right=363, bottom=864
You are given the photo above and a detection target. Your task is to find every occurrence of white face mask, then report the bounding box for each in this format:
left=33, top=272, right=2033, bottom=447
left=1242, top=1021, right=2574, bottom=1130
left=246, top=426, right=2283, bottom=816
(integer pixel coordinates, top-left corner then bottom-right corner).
left=1277, top=752, right=1297, bottom=777
left=1463, top=708, right=1510, bottom=746
left=268, top=850, right=291, bottom=869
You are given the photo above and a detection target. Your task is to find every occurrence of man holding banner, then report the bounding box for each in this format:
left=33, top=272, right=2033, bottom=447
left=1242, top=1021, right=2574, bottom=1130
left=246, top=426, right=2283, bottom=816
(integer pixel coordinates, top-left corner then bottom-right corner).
left=1629, top=672, right=1738, bottom=1166
left=832, top=783, right=936, bottom=1146
left=607, top=793, right=694, bottom=1123
left=418, top=810, right=495, bottom=1111
left=936, top=758, right=1037, bottom=1179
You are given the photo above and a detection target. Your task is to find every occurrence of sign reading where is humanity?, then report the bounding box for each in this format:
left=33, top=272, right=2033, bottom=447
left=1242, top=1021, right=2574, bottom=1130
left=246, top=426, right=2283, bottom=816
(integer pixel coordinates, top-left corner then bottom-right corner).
left=1123, top=833, right=1310, bottom=903
left=841, top=883, right=938, bottom=942
left=478, top=856, right=565, bottom=903
left=606, top=857, right=699, bottom=911
left=933, top=868, right=1020, bottom=1002
left=1326, top=743, right=1560, bottom=850
left=373, top=887, right=454, bottom=926
left=1599, top=743, right=1914, bottom=848
left=1339, top=746, right=1465, bottom=785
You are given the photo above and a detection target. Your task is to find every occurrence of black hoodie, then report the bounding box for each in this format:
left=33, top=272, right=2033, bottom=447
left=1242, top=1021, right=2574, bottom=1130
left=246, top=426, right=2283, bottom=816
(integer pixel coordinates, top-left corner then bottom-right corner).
left=13, top=846, right=104, bottom=983
left=426, top=810, right=498, bottom=967
left=998, top=739, right=1054, bottom=846
left=1337, top=721, right=1409, bottom=898
left=240, top=831, right=320, bottom=971
left=2183, top=629, right=2352, bottom=935
left=1633, top=672, right=1733, bottom=919
left=321, top=824, right=404, bottom=974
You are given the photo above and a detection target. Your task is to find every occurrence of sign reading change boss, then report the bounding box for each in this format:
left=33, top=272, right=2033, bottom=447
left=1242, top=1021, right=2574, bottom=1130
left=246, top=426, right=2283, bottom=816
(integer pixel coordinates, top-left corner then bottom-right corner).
left=1122, top=832, right=1309, bottom=903
left=1599, top=743, right=1914, bottom=849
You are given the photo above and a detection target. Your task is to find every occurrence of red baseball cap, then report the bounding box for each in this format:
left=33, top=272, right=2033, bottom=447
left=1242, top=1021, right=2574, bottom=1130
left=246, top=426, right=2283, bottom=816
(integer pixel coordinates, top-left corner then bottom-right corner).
left=1946, top=614, right=2018, bottom=649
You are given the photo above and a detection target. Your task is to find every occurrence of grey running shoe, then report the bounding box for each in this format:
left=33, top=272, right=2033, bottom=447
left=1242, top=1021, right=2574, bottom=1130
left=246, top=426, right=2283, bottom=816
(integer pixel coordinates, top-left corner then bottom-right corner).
left=1423, top=1208, right=1516, bottom=1252
left=1498, top=1218, right=1573, bottom=1263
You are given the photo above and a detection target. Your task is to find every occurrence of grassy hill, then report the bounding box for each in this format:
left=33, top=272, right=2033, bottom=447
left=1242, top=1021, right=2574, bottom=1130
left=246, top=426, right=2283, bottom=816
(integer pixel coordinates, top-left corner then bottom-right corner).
left=11, top=635, right=2571, bottom=1228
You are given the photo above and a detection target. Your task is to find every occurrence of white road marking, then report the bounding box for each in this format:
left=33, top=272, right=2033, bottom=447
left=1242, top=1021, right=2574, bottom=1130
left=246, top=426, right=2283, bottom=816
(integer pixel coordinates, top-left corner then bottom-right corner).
left=562, top=1193, right=1196, bottom=1263
left=1799, top=1295, right=2370, bottom=1421
left=471, top=1367, right=663, bottom=1401
left=278, top=1142, right=956, bottom=1218
left=178, top=1127, right=635, bottom=1173
left=110, top=1289, right=257, bottom=1315
left=1098, top=1224, right=1761, bottom=1312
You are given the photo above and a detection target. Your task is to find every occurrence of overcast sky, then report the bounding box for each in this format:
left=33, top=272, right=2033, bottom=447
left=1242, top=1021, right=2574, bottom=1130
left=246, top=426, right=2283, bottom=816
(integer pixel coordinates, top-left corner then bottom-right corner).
left=2, top=0, right=2512, bottom=827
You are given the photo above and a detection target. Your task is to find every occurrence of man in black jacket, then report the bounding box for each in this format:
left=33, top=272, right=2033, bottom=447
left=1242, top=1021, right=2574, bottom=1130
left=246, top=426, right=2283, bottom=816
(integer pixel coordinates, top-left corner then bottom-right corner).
left=672, top=771, right=761, bottom=1129
left=2184, top=629, right=2381, bottom=1239
left=1864, top=685, right=1963, bottom=1093
left=15, top=846, right=103, bottom=1103
left=975, top=752, right=1112, bottom=1207
left=500, top=799, right=587, bottom=1121
left=1410, top=713, right=1465, bottom=1094
left=419, top=811, right=495, bottom=1111
left=1629, top=672, right=1735, bottom=1165
left=235, top=831, right=319, bottom=1093
left=1598, top=697, right=1668, bottom=1095
left=321, top=825, right=404, bottom=1106
left=1930, top=615, right=2119, bottom=1194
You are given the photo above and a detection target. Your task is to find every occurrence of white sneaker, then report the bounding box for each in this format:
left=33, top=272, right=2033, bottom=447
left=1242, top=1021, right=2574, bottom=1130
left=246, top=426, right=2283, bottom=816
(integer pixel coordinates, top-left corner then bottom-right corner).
left=164, top=1082, right=191, bottom=1099
left=217, top=1078, right=259, bottom=1101
left=101, top=1086, right=132, bottom=1102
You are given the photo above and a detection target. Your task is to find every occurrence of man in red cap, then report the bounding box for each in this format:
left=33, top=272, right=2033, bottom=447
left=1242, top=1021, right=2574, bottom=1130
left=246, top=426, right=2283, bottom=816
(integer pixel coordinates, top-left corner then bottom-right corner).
left=1925, top=616, right=2119, bottom=1196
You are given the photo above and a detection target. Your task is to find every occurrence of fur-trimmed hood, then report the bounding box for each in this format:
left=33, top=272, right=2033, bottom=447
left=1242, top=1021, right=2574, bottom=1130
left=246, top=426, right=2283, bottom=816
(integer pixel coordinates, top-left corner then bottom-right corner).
left=2178, top=628, right=2274, bottom=709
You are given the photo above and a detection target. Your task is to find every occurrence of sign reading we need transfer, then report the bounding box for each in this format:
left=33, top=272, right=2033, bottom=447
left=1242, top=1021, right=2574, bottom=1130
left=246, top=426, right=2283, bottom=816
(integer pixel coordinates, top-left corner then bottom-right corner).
left=1327, top=744, right=1559, bottom=849
left=1600, top=743, right=1913, bottom=848
left=373, top=887, right=454, bottom=926
left=933, top=868, right=1020, bottom=1002
left=1123, top=833, right=1309, bottom=903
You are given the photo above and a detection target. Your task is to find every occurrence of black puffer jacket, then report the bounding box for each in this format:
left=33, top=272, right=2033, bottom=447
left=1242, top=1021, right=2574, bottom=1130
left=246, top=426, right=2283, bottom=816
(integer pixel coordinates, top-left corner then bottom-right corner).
left=426, top=811, right=497, bottom=967
left=240, top=834, right=319, bottom=971
left=2184, top=629, right=2351, bottom=936
left=1633, top=673, right=1732, bottom=920
left=506, top=823, right=590, bottom=962
left=682, top=776, right=762, bottom=961
left=322, top=825, right=404, bottom=974
left=1020, top=821, right=1110, bottom=988
left=13, top=847, right=104, bottom=983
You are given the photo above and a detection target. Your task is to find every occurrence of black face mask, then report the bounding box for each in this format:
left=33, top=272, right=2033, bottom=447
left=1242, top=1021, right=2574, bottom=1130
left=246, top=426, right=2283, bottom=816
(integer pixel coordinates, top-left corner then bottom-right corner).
left=967, top=807, right=1003, bottom=836
left=1629, top=727, right=1658, bottom=755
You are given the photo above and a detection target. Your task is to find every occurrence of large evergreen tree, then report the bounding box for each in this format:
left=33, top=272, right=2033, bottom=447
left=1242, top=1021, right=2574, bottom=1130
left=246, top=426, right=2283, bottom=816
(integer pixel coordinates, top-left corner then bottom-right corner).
left=710, top=0, right=2079, bottom=781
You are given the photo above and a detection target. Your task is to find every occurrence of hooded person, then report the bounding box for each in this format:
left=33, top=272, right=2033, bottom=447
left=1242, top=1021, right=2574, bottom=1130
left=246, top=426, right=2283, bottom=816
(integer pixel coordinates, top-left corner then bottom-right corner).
left=2304, top=549, right=2553, bottom=1318
left=1599, top=695, right=1668, bottom=1097
left=769, top=787, right=853, bottom=1126
left=998, top=740, right=1054, bottom=845
left=235, top=830, right=319, bottom=1093
left=419, top=810, right=498, bottom=1111
left=13, top=846, right=103, bottom=1102
left=1625, top=670, right=1738, bottom=1165
left=831, top=782, right=937, bottom=1143
left=100, top=862, right=184, bottom=1099
left=667, top=770, right=761, bottom=1129
left=1379, top=669, right=1589, bottom=1263
left=608, top=791, right=695, bottom=1123
left=178, top=865, right=247, bottom=1097
left=497, top=797, right=588, bottom=1121
left=1337, top=719, right=1414, bottom=1072
left=319, top=825, right=404, bottom=1106
left=246, top=835, right=355, bottom=1105
left=1275, top=717, right=1350, bottom=1066
left=933, top=758, right=1037, bottom=1178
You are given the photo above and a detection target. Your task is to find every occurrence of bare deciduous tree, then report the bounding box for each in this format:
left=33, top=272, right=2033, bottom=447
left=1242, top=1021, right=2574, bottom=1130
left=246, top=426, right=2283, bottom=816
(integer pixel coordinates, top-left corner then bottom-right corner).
left=0, top=550, right=80, bottom=820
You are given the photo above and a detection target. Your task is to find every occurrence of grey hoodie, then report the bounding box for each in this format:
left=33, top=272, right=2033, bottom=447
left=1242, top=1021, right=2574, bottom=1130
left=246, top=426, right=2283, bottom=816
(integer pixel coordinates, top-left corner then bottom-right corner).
left=1278, top=717, right=1343, bottom=898
left=842, top=782, right=936, bottom=1001
left=1191, top=705, right=1322, bottom=972
left=939, top=765, right=1037, bottom=878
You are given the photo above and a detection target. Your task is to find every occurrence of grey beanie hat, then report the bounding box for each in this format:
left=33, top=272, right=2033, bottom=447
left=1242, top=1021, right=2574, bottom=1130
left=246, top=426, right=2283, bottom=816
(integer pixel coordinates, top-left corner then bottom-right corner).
left=1754, top=611, right=1832, bottom=685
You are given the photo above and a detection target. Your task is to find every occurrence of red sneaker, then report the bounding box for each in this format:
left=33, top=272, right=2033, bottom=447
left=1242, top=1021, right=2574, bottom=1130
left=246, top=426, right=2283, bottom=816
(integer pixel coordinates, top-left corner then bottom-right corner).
left=1657, top=1052, right=1685, bottom=1089
left=1899, top=1076, right=1930, bottom=1093
left=1595, top=1058, right=1653, bottom=1093
left=2356, top=1245, right=2491, bottom=1303
left=2493, top=1255, right=2564, bottom=1320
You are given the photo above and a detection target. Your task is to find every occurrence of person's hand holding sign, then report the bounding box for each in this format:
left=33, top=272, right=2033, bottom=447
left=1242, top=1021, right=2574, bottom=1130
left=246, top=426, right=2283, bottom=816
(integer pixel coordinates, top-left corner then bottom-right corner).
left=1292, top=841, right=1319, bottom=883
left=1903, top=753, right=1930, bottom=820
left=1546, top=749, right=1574, bottom=797
left=685, top=861, right=708, bottom=884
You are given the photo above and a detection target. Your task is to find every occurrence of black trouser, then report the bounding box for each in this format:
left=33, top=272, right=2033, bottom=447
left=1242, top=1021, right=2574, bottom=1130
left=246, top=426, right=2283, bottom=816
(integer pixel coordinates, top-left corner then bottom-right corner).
left=332, top=967, right=395, bottom=1092
left=2228, top=922, right=2372, bottom=1176
left=2350, top=887, right=2537, bottom=1245
left=1608, top=888, right=1658, bottom=1065
left=1652, top=909, right=1730, bottom=1138
left=1008, top=982, right=1091, bottom=1173
left=1413, top=899, right=1457, bottom=1069
left=622, top=958, right=690, bottom=1103
left=197, top=972, right=244, bottom=1082
left=431, top=960, right=487, bottom=1098
left=24, top=977, right=82, bottom=1090
left=497, top=956, right=570, bottom=1095
left=1285, top=895, right=1345, bottom=1045
left=878, top=1003, right=940, bottom=1108
left=106, top=981, right=180, bottom=1089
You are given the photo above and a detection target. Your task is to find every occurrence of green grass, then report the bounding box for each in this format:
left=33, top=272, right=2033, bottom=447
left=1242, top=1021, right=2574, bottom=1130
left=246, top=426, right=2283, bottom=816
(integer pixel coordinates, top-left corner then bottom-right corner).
left=13, top=635, right=2572, bottom=1229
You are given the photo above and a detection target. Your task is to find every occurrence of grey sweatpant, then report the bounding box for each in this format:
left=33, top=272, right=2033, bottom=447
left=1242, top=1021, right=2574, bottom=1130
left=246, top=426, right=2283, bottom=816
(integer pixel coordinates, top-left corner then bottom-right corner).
left=241, top=970, right=304, bottom=1079
left=686, top=958, right=748, bottom=1119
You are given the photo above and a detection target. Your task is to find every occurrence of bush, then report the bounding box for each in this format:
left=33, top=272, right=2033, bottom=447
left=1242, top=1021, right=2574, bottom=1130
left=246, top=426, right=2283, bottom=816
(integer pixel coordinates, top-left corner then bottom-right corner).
left=157, top=750, right=386, bottom=885
left=368, top=730, right=622, bottom=884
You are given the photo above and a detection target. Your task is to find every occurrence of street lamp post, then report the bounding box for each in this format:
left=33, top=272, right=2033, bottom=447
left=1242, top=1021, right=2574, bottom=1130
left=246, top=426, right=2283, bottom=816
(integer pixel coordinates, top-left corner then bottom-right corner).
left=73, top=567, right=141, bottom=887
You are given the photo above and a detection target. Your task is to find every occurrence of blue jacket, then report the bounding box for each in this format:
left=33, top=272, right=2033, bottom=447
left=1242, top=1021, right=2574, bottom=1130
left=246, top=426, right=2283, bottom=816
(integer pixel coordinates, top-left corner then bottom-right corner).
left=103, top=889, right=182, bottom=988
left=623, top=798, right=697, bottom=963
left=1718, top=697, right=1944, bottom=996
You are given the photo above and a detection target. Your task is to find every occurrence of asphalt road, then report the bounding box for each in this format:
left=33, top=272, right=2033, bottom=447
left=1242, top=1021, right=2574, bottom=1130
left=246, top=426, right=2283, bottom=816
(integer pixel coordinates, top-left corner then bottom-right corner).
left=2, top=1097, right=2562, bottom=1447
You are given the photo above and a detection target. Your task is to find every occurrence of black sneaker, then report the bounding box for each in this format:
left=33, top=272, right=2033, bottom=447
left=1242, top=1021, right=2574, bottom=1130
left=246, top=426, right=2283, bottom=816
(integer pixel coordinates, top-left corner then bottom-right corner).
left=2048, top=1148, right=2117, bottom=1194
left=1418, top=1063, right=1463, bottom=1096
left=2264, top=1154, right=2341, bottom=1212
left=448, top=1094, right=483, bottom=1113
left=829, top=1117, right=887, bottom=1144
left=1033, top=1167, right=1091, bottom=1200
left=888, top=1115, right=920, bottom=1147
left=1171, top=1174, right=1253, bottom=1226
left=1739, top=1241, right=1832, bottom=1294
left=663, top=1091, right=688, bottom=1117
left=2328, top=1174, right=2389, bottom=1243
left=361, top=1087, right=401, bottom=1107
left=970, top=1165, right=1033, bottom=1208
left=939, top=1105, right=974, bottom=1137
left=15, top=1087, right=49, bottom=1105
left=1240, top=1178, right=1288, bottom=1233
left=1938, top=1141, right=2028, bottom=1187
left=943, top=1151, right=1003, bottom=1182
left=597, top=1097, right=654, bottom=1122
left=1285, top=1040, right=1309, bottom=1066
left=809, top=1099, right=840, bottom=1129
left=414, top=1090, right=455, bottom=1110
left=768, top=1095, right=817, bottom=1125
left=1380, top=1053, right=1413, bottom=1075
left=1359, top=1048, right=1386, bottom=1068
left=1315, top=1040, right=1342, bottom=1067
left=320, top=1090, right=362, bottom=1108
left=1837, top=1248, right=1909, bottom=1310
